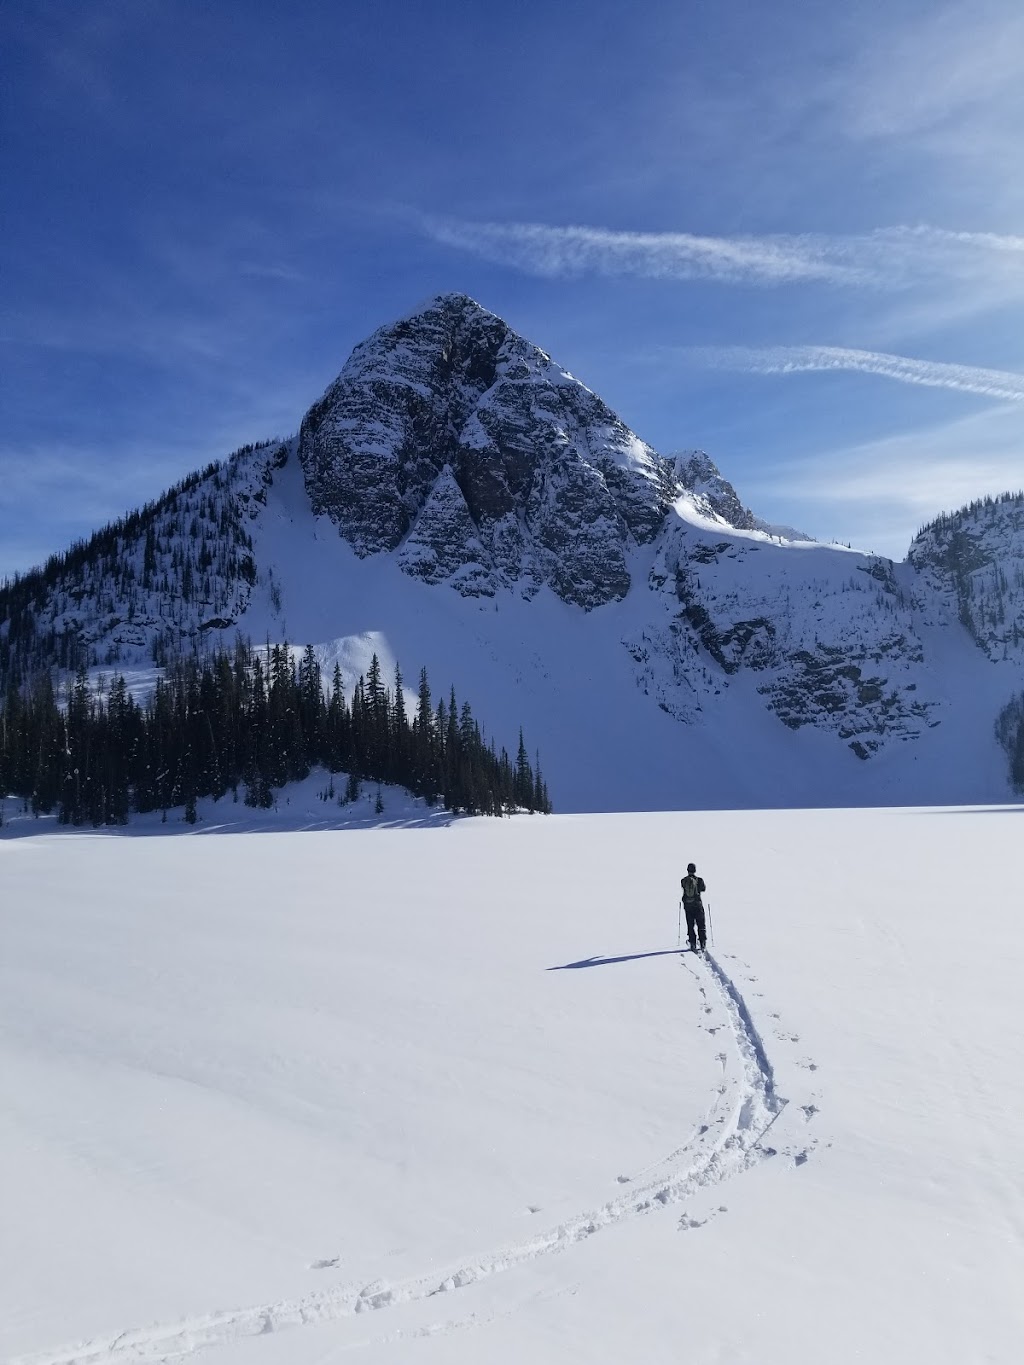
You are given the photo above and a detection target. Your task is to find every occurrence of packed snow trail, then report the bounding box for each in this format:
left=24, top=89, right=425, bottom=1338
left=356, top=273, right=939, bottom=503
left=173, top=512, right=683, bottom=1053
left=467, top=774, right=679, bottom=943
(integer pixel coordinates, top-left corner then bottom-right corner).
left=699, top=952, right=784, bottom=1140
left=8, top=953, right=788, bottom=1365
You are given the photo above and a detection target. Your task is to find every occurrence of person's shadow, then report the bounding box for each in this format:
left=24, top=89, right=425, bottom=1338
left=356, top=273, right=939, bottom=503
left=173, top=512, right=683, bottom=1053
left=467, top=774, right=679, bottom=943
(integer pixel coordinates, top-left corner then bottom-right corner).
left=547, top=949, right=686, bottom=971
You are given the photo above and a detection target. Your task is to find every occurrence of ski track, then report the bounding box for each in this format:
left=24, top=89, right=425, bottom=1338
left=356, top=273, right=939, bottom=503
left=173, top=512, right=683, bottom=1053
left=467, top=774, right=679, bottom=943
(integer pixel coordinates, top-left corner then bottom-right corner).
left=10, top=954, right=788, bottom=1365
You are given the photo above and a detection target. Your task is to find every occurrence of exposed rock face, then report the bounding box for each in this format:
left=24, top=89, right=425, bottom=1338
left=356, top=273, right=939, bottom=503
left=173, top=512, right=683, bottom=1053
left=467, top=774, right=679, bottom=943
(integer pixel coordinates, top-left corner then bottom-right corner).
left=298, top=293, right=676, bottom=608
left=396, top=465, right=494, bottom=595
left=630, top=518, right=935, bottom=754
left=669, top=451, right=757, bottom=530
left=907, top=493, right=1024, bottom=661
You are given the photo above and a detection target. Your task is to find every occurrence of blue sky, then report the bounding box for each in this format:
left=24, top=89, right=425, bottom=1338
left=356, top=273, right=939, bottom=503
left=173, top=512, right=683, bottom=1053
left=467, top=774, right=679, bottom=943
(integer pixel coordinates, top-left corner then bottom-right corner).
left=2, top=0, right=1023, bottom=573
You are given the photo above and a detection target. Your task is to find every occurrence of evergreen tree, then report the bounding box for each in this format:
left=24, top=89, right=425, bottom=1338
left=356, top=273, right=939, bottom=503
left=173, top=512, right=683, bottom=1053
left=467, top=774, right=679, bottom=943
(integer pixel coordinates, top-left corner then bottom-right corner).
left=515, top=729, right=531, bottom=809
left=391, top=663, right=408, bottom=780
left=0, top=640, right=552, bottom=824
left=414, top=666, right=436, bottom=802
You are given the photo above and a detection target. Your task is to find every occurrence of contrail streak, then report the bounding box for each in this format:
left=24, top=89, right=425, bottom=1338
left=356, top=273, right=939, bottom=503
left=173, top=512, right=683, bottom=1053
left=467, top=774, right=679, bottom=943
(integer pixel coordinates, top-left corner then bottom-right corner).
left=695, top=344, right=1024, bottom=401
left=421, top=216, right=1024, bottom=291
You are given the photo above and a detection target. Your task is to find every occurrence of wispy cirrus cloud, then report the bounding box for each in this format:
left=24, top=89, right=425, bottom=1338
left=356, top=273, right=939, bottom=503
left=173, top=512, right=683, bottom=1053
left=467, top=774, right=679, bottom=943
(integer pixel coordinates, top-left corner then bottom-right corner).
left=743, top=403, right=1024, bottom=559
left=422, top=216, right=872, bottom=285
left=421, top=216, right=1024, bottom=293
left=692, top=344, right=1024, bottom=403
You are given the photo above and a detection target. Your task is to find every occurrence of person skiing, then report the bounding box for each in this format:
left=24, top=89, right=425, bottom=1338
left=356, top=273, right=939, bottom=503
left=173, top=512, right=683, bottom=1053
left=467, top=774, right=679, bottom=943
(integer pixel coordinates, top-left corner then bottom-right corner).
left=680, top=862, right=707, bottom=952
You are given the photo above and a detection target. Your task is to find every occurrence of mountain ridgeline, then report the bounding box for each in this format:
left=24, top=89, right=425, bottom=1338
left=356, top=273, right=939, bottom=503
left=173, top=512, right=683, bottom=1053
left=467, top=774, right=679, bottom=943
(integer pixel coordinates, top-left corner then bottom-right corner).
left=2, top=292, right=1024, bottom=812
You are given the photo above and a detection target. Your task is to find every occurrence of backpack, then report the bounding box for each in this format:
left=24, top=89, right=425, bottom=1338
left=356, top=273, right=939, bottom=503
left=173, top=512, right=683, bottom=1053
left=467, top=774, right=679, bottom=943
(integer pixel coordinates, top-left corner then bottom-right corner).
left=682, top=874, right=701, bottom=903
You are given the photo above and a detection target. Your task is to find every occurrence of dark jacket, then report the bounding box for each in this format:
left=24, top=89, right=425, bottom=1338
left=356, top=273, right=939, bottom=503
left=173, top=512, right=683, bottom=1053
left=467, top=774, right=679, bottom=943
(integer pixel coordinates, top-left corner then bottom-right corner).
left=681, top=874, right=706, bottom=906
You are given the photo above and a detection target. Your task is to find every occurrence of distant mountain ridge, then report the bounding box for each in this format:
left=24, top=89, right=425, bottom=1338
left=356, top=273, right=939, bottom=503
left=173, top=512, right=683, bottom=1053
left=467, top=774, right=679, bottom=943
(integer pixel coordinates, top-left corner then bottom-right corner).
left=908, top=491, right=1024, bottom=659
left=2, top=293, right=1023, bottom=809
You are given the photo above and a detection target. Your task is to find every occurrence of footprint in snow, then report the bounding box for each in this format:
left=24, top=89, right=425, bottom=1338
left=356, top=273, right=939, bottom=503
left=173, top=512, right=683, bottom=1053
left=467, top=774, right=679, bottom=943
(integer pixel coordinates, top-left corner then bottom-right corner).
left=679, top=1206, right=728, bottom=1233
left=801, top=1104, right=819, bottom=1121
left=311, top=1257, right=340, bottom=1270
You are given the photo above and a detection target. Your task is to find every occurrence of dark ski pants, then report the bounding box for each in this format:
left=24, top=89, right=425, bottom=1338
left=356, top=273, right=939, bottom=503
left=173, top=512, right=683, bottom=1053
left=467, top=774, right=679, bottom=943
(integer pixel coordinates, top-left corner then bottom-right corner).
left=685, top=903, right=706, bottom=948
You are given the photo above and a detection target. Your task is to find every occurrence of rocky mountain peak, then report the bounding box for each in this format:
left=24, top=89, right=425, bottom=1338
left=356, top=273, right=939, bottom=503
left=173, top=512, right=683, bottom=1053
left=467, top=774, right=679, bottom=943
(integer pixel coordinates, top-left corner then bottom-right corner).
left=346, top=292, right=514, bottom=399
left=669, top=450, right=756, bottom=530
left=298, top=296, right=675, bottom=607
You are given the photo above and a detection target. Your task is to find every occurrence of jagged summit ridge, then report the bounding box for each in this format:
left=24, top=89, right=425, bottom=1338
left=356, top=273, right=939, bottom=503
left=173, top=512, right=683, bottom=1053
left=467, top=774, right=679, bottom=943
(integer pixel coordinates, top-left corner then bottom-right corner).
left=298, top=293, right=676, bottom=607
left=668, top=450, right=757, bottom=530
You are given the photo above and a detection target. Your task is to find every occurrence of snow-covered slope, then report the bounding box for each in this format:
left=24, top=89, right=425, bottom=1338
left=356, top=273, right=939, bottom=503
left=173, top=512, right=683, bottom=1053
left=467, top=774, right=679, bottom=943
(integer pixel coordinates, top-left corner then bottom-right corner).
left=2, top=295, right=1023, bottom=808
left=3, top=806, right=1023, bottom=1363
left=0, top=441, right=285, bottom=672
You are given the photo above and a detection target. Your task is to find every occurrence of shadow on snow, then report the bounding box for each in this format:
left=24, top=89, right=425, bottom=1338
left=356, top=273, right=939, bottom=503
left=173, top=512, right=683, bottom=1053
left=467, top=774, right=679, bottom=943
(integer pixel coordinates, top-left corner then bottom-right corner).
left=547, top=949, right=684, bottom=971
left=0, top=803, right=460, bottom=840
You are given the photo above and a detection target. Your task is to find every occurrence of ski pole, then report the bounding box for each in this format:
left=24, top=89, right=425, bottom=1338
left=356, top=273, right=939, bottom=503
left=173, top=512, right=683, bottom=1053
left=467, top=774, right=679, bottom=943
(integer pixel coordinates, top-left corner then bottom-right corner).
left=677, top=897, right=682, bottom=949
left=706, top=900, right=714, bottom=948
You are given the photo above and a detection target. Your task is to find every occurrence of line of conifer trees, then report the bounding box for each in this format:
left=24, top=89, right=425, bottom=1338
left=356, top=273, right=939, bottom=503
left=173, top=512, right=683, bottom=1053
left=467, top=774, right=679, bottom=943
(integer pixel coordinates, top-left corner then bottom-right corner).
left=0, top=640, right=551, bottom=826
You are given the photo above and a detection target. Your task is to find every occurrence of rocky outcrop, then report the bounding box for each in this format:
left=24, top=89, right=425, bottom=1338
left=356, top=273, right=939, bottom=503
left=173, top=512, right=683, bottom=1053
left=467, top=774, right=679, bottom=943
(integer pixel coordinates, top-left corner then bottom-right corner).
left=396, top=466, right=495, bottom=595
left=908, top=492, right=1024, bottom=661
left=298, top=293, right=675, bottom=608
left=633, top=517, right=937, bottom=756
left=669, top=451, right=756, bottom=529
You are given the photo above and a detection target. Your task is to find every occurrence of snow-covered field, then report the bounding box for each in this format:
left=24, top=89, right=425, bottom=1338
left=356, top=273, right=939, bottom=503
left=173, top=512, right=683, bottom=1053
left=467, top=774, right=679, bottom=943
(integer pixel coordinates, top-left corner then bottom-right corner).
left=3, top=805, right=1023, bottom=1364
